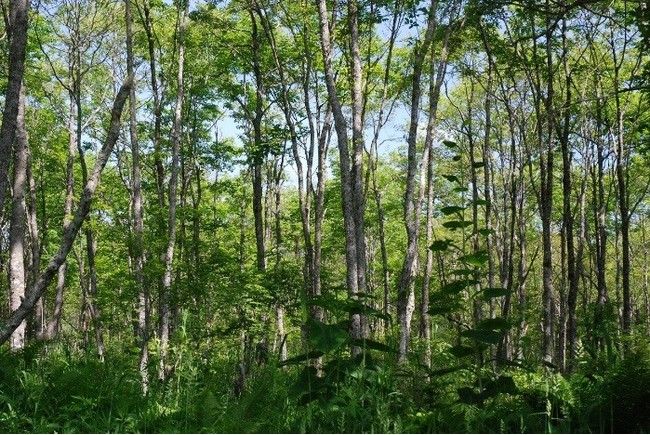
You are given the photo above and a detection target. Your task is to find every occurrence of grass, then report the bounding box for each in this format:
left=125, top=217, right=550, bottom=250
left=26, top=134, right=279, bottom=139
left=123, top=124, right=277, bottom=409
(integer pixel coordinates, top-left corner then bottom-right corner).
left=1, top=339, right=650, bottom=433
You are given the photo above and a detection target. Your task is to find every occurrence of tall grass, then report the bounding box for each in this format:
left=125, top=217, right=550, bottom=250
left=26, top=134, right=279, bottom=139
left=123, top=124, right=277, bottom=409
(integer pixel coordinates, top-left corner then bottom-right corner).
left=1, top=339, right=650, bottom=433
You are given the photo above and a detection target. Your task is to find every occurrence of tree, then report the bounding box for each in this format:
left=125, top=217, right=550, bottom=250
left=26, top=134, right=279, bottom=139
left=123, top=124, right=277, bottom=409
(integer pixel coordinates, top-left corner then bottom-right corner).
left=160, top=0, right=188, bottom=381
left=0, top=0, right=29, bottom=218
left=0, top=76, right=132, bottom=345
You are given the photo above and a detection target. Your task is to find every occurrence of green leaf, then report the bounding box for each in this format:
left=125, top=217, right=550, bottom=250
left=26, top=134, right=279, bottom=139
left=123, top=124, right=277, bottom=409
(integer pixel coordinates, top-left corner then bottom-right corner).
left=458, top=250, right=489, bottom=267
left=309, top=295, right=345, bottom=313
left=482, top=376, right=518, bottom=399
left=344, top=299, right=392, bottom=323
left=461, top=329, right=504, bottom=344
left=430, top=240, right=452, bottom=252
left=482, top=287, right=513, bottom=298
left=440, top=205, right=465, bottom=216
left=442, top=220, right=472, bottom=230
left=442, top=140, right=457, bottom=148
left=350, top=338, right=398, bottom=354
left=473, top=199, right=491, bottom=206
left=478, top=228, right=493, bottom=236
left=354, top=292, right=377, bottom=300
left=452, top=155, right=462, bottom=162
left=457, top=387, right=481, bottom=405
left=440, top=280, right=479, bottom=295
left=278, top=351, right=325, bottom=366
left=428, top=302, right=462, bottom=316
left=452, top=187, right=469, bottom=193
left=288, top=366, right=329, bottom=404
left=451, top=268, right=474, bottom=277
left=472, top=161, right=485, bottom=168
left=448, top=345, right=475, bottom=358
left=307, top=319, right=349, bottom=353
left=442, top=174, right=459, bottom=183
left=477, top=317, right=511, bottom=331
left=428, top=365, right=466, bottom=377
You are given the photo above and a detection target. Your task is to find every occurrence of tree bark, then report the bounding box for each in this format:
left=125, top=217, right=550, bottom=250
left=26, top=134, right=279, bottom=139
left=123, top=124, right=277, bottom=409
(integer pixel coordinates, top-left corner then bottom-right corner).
left=0, top=0, right=29, bottom=218
left=8, top=86, right=28, bottom=350
left=317, top=0, right=365, bottom=346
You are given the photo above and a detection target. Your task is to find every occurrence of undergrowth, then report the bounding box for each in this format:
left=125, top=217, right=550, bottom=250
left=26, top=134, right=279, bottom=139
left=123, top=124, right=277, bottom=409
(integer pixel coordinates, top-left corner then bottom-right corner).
left=1, top=339, right=650, bottom=433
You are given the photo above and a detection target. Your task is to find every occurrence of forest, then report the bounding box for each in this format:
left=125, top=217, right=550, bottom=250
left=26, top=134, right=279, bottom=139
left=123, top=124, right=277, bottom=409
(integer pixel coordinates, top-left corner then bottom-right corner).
left=1, top=0, right=650, bottom=432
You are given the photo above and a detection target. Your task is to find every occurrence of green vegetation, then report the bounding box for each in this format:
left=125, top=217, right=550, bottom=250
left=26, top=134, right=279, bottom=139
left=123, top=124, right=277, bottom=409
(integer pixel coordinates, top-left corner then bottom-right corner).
left=1, top=0, right=650, bottom=433
left=2, top=340, right=650, bottom=433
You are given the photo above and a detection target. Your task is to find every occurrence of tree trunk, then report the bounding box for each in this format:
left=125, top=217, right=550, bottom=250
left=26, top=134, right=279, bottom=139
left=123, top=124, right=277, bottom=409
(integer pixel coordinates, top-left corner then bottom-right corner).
left=137, top=0, right=165, bottom=209
left=248, top=9, right=266, bottom=274
left=540, top=2, right=556, bottom=364
left=45, top=89, right=77, bottom=340
left=126, top=0, right=149, bottom=392
left=26, top=143, right=42, bottom=338
left=160, top=0, right=188, bottom=380
left=312, top=108, right=331, bottom=324
left=0, top=76, right=132, bottom=345
left=8, top=86, right=28, bottom=350
left=75, top=86, right=106, bottom=361
left=558, top=16, right=575, bottom=372
left=397, top=0, right=437, bottom=362
left=317, top=0, right=365, bottom=346
left=0, top=0, right=29, bottom=218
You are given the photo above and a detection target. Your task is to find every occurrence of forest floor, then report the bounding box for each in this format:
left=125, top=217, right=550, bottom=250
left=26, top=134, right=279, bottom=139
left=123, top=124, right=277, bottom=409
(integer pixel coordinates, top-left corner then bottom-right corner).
left=1, top=339, right=650, bottom=433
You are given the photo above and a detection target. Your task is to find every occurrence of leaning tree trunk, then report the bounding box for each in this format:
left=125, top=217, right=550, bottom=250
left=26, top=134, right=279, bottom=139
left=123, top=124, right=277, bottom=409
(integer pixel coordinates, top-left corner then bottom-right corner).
left=0, top=77, right=132, bottom=345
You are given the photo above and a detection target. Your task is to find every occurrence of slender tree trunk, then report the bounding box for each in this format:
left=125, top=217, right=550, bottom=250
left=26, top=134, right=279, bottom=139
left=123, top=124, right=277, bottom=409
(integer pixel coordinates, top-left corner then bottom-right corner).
left=614, top=68, right=631, bottom=333
left=26, top=144, right=42, bottom=338
left=348, top=0, right=369, bottom=341
left=248, top=10, right=266, bottom=274
left=540, top=2, right=556, bottom=364
left=593, top=83, right=608, bottom=345
left=45, top=91, right=77, bottom=340
left=136, top=0, right=165, bottom=208
left=312, top=108, right=331, bottom=324
left=420, top=132, right=435, bottom=368
left=9, top=86, right=28, bottom=351
left=160, top=0, right=188, bottom=380
left=70, top=30, right=105, bottom=360
left=254, top=5, right=312, bottom=341
left=558, top=16, right=575, bottom=372
left=126, top=0, right=149, bottom=392
left=397, top=0, right=437, bottom=362
left=317, top=0, right=363, bottom=346
left=76, top=111, right=106, bottom=362
left=569, top=164, right=588, bottom=370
